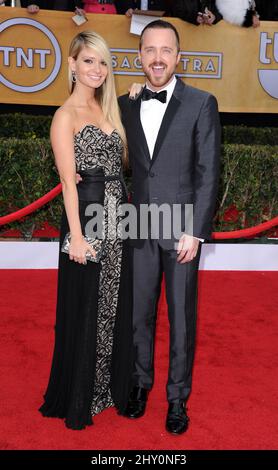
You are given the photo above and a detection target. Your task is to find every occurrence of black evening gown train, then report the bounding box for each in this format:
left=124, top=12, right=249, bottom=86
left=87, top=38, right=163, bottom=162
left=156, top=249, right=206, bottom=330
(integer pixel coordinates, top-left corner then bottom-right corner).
left=39, top=125, right=133, bottom=430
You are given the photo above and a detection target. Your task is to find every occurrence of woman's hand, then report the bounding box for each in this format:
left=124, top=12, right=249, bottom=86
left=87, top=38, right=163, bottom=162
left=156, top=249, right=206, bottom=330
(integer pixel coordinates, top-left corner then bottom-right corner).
left=128, top=82, right=144, bottom=100
left=69, top=235, right=96, bottom=265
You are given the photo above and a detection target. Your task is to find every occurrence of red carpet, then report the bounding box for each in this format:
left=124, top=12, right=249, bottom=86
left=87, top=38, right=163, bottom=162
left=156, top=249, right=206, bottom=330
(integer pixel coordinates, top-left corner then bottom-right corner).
left=0, top=270, right=277, bottom=450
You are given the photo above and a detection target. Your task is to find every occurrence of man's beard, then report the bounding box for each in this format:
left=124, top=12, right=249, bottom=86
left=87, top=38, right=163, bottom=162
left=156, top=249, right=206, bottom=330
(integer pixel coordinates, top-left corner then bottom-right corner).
left=142, top=62, right=175, bottom=89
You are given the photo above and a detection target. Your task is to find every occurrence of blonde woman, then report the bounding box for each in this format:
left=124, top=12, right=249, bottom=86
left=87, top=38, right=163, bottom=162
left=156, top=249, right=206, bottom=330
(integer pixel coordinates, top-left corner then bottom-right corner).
left=39, top=31, right=132, bottom=430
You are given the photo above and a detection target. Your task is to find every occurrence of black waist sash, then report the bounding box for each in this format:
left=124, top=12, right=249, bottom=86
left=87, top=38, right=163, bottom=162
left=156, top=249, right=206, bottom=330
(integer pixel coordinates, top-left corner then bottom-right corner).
left=77, top=168, right=127, bottom=202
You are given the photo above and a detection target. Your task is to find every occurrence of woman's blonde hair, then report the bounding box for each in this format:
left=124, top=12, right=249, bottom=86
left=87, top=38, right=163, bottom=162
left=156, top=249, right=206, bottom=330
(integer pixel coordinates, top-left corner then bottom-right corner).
left=68, top=31, right=128, bottom=166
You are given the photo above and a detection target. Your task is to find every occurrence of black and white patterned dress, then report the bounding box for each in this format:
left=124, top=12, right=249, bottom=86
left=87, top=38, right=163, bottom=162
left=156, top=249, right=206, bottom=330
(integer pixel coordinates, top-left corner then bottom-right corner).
left=39, top=125, right=133, bottom=430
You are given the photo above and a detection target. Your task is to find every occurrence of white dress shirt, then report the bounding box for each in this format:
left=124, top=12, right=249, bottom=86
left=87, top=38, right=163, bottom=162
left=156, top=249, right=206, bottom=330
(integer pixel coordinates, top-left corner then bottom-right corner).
left=140, top=76, right=204, bottom=243
left=140, top=76, right=177, bottom=159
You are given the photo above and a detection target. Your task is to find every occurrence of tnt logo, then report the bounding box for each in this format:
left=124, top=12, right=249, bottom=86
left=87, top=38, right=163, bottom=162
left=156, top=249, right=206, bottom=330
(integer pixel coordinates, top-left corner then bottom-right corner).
left=0, top=17, right=61, bottom=93
left=258, top=32, right=278, bottom=99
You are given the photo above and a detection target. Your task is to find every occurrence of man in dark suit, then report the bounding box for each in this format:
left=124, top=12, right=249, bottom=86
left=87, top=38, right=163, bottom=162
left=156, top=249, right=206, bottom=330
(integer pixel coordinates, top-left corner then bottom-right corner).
left=119, top=20, right=221, bottom=434
left=116, top=0, right=167, bottom=16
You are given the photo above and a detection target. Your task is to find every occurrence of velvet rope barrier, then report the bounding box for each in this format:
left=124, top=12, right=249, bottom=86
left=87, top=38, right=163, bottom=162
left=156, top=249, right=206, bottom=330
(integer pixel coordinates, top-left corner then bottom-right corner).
left=212, top=216, right=278, bottom=239
left=0, top=184, right=277, bottom=239
left=0, top=183, right=62, bottom=226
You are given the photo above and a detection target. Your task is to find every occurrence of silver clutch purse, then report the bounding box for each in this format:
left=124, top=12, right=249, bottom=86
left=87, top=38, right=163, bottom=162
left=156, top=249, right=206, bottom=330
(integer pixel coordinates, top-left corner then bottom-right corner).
left=61, top=233, right=105, bottom=263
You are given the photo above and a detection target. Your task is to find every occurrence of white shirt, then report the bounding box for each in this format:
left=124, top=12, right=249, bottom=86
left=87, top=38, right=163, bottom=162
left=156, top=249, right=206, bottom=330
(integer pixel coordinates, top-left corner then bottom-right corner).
left=140, top=1, right=149, bottom=10
left=140, top=76, right=204, bottom=243
left=140, top=76, right=177, bottom=159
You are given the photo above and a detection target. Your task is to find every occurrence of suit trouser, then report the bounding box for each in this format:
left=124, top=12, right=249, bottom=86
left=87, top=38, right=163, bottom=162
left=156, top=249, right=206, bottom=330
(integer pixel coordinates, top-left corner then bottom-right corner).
left=132, top=239, right=201, bottom=403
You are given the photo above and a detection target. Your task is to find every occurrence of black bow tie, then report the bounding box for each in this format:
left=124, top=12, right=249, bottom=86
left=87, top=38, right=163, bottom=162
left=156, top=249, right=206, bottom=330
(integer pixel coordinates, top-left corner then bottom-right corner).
left=141, top=88, right=167, bottom=104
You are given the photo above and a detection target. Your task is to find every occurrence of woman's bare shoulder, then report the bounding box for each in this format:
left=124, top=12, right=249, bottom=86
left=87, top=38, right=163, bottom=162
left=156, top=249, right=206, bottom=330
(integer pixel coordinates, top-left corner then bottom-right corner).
left=54, top=101, right=74, bottom=122
left=51, top=100, right=77, bottom=132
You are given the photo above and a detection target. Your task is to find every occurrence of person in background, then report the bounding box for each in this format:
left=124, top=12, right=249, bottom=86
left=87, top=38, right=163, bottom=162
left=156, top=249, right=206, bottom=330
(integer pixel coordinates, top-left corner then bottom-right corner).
left=83, top=0, right=117, bottom=14
left=0, top=0, right=22, bottom=6
left=21, top=0, right=49, bottom=12
left=172, top=1, right=222, bottom=26
left=116, top=0, right=168, bottom=17
left=215, top=0, right=260, bottom=28
left=22, top=1, right=85, bottom=14
left=255, top=0, right=278, bottom=21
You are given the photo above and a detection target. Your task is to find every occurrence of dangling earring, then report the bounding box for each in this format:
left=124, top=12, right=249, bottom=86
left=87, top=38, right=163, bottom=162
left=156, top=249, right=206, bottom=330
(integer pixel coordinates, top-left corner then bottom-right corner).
left=72, top=71, right=76, bottom=83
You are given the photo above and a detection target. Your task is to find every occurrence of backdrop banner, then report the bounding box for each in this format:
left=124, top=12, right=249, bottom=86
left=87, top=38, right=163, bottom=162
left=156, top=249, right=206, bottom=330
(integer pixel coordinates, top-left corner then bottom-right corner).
left=1, top=7, right=278, bottom=112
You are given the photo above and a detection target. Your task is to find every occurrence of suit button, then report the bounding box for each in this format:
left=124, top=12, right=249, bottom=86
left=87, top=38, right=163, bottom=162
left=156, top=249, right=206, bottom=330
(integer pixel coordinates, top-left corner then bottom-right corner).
left=149, top=171, right=155, bottom=177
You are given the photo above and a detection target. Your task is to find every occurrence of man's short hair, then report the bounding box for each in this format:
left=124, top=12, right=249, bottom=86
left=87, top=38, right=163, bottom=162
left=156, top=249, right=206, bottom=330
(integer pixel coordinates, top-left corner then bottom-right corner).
left=139, top=20, right=180, bottom=52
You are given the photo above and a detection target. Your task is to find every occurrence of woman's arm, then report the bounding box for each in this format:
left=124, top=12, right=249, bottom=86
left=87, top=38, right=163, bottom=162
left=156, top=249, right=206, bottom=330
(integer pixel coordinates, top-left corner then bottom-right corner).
left=51, top=109, right=95, bottom=264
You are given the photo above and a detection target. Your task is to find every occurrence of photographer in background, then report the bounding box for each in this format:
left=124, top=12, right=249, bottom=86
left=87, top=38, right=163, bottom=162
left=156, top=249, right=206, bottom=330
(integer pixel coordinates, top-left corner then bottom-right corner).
left=83, top=1, right=117, bottom=14
left=22, top=0, right=51, bottom=12
left=22, top=1, right=85, bottom=14
left=0, top=1, right=22, bottom=6
left=255, top=0, right=278, bottom=21
left=116, top=1, right=168, bottom=17
left=172, top=1, right=222, bottom=26
left=215, top=1, right=260, bottom=28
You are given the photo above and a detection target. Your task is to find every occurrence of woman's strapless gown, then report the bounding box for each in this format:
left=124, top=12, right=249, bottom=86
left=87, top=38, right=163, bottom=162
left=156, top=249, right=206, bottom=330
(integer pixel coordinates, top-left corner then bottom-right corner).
left=39, top=125, right=132, bottom=430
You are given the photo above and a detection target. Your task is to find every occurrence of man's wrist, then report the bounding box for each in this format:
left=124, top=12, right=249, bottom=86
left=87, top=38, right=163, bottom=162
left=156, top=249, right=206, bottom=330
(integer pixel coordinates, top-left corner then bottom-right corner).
left=182, top=234, right=204, bottom=243
left=194, top=237, right=204, bottom=243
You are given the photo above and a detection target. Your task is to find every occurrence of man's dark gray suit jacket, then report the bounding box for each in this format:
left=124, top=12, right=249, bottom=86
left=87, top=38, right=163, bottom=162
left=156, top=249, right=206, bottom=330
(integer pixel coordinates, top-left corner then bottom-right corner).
left=118, top=78, right=221, bottom=249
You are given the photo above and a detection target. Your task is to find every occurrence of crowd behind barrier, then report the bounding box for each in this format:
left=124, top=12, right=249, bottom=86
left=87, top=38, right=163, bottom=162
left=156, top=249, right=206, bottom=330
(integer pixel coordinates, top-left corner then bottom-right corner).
left=1, top=1, right=278, bottom=24
left=1, top=7, right=278, bottom=111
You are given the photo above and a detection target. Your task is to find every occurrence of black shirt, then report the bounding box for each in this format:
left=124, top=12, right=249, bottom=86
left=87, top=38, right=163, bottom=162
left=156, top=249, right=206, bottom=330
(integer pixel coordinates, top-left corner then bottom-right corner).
left=115, top=1, right=167, bottom=15
left=172, top=0, right=222, bottom=25
left=21, top=0, right=82, bottom=10
left=256, top=0, right=278, bottom=20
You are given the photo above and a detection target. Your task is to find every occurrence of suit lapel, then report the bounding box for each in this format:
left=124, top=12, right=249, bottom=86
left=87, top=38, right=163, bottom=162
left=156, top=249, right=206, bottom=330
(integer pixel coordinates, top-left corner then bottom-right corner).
left=150, top=78, right=184, bottom=166
left=130, top=95, right=151, bottom=162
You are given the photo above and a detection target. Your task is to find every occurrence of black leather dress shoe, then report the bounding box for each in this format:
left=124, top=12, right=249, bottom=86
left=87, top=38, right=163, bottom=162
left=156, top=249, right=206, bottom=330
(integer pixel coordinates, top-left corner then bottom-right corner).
left=166, top=402, right=189, bottom=435
left=123, top=386, right=148, bottom=419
